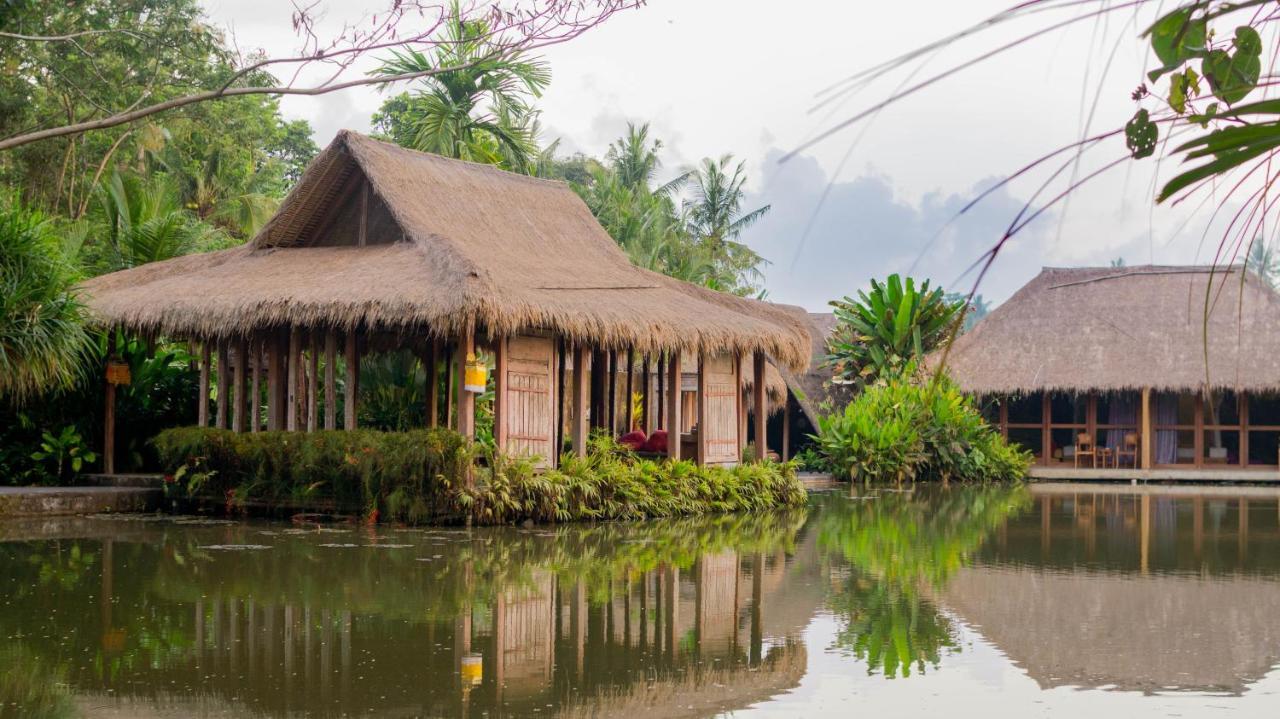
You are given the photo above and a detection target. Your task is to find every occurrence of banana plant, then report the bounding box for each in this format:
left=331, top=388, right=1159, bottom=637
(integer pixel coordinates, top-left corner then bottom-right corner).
left=825, top=274, right=961, bottom=389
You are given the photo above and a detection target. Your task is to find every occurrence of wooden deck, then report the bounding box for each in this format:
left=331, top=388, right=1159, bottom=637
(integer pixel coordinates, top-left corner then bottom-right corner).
left=1028, top=466, right=1280, bottom=483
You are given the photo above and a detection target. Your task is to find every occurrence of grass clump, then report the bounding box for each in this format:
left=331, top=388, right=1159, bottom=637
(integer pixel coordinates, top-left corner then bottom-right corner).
left=153, top=427, right=804, bottom=525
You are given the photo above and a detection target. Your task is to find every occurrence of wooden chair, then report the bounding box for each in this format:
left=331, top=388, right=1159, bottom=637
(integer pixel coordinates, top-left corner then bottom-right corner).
left=1074, top=433, right=1096, bottom=468
left=1116, top=432, right=1139, bottom=469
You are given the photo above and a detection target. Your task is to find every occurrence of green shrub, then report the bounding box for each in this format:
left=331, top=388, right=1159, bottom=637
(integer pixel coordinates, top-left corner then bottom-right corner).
left=815, top=372, right=1029, bottom=484
left=153, top=427, right=805, bottom=525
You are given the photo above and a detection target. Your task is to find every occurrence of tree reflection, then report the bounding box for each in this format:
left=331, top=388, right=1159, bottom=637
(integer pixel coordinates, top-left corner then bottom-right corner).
left=817, top=484, right=1030, bottom=678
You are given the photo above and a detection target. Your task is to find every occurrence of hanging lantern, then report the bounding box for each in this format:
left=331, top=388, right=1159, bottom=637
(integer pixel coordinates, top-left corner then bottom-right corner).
left=464, top=352, right=488, bottom=393
left=460, top=653, right=483, bottom=685
left=105, top=360, right=131, bottom=386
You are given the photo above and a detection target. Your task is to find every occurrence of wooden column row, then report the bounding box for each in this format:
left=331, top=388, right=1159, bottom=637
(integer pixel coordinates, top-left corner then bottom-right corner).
left=195, top=329, right=359, bottom=434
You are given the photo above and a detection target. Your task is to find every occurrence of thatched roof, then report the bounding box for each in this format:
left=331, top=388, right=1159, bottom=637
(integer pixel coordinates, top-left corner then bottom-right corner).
left=80, top=131, right=809, bottom=370
left=939, top=265, right=1280, bottom=394
left=770, top=308, right=849, bottom=423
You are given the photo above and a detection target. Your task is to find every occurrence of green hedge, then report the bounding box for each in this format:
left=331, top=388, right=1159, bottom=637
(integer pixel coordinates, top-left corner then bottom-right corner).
left=814, top=372, right=1030, bottom=484
left=153, top=428, right=805, bottom=525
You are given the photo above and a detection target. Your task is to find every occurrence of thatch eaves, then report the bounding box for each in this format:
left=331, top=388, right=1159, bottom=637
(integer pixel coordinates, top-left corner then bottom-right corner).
left=938, top=265, right=1280, bottom=394
left=80, top=131, right=810, bottom=370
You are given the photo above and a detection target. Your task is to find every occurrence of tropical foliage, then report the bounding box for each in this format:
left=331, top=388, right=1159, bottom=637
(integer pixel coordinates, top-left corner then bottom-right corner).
left=814, top=369, right=1029, bottom=484
left=0, top=199, right=92, bottom=403
left=826, top=275, right=962, bottom=388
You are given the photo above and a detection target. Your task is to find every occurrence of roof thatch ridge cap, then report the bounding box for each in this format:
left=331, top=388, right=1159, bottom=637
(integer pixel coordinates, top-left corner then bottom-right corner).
left=339, top=129, right=574, bottom=191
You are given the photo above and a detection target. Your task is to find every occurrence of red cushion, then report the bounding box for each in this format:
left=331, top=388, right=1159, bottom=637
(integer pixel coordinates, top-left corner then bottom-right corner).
left=642, top=429, right=668, bottom=453
left=619, top=431, right=647, bottom=450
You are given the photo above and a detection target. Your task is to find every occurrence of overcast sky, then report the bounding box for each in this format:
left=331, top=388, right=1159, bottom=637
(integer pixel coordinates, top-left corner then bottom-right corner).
left=201, top=0, right=1236, bottom=310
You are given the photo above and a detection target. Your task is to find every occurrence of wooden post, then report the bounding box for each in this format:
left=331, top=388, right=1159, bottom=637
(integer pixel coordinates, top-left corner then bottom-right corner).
left=307, top=334, right=319, bottom=432
left=625, top=348, right=635, bottom=432
left=667, top=352, right=682, bottom=461
left=572, top=345, right=589, bottom=457
left=250, top=339, right=262, bottom=432
left=286, top=328, right=301, bottom=431
left=103, top=381, right=115, bottom=475
left=215, top=341, right=229, bottom=430
left=445, top=344, right=455, bottom=429
left=589, top=349, right=606, bottom=431
left=358, top=182, right=369, bottom=247
left=781, top=399, right=791, bottom=462
left=198, top=342, right=210, bottom=427
left=607, top=349, right=618, bottom=435
left=324, top=332, right=337, bottom=430
left=641, top=354, right=652, bottom=433
left=736, top=353, right=746, bottom=456
left=266, top=337, right=280, bottom=431
left=753, top=352, right=767, bottom=462
left=425, top=340, right=439, bottom=428
left=456, top=325, right=475, bottom=440
left=1140, top=387, right=1152, bottom=470
left=556, top=339, right=567, bottom=453
left=494, top=336, right=508, bottom=450
left=657, top=354, right=666, bottom=430
left=232, top=338, right=247, bottom=432
left=696, top=352, right=708, bottom=466
left=344, top=332, right=359, bottom=430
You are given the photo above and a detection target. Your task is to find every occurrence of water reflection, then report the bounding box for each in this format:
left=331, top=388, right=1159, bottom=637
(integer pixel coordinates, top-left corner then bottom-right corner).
left=1, top=483, right=1279, bottom=717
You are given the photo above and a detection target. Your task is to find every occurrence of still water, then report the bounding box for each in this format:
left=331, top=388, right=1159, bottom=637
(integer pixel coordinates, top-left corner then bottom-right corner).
left=3, top=483, right=1280, bottom=718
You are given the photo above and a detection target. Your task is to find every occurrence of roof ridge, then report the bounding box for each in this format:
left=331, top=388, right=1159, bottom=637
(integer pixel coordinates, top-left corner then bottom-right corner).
left=339, top=130, right=572, bottom=191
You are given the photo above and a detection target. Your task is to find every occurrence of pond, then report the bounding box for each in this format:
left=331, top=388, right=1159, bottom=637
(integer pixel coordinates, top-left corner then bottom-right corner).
left=3, top=482, right=1280, bottom=718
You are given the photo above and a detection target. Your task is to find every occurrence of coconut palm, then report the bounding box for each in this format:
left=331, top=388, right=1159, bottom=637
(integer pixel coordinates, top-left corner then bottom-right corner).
left=373, top=3, right=550, bottom=173
left=89, top=171, right=229, bottom=273
left=1246, top=239, right=1280, bottom=289
left=0, top=198, right=92, bottom=403
left=682, top=155, right=770, bottom=294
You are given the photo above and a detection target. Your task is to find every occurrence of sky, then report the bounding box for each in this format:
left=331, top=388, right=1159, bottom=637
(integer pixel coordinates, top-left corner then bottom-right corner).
left=200, top=0, right=1242, bottom=310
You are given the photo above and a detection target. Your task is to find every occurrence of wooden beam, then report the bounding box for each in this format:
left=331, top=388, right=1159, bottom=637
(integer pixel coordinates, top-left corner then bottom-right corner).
left=781, top=398, right=791, bottom=462
left=589, top=349, right=606, bottom=431
left=344, top=332, right=359, bottom=430
left=736, top=353, right=746, bottom=456
left=286, top=328, right=301, bottom=431
left=307, top=333, right=319, bottom=432
left=198, top=342, right=210, bottom=427
left=625, top=348, right=635, bottom=432
left=358, top=181, right=369, bottom=247
left=215, top=341, right=229, bottom=430
left=1140, top=387, right=1152, bottom=469
left=103, top=380, right=115, bottom=475
left=425, top=339, right=439, bottom=428
left=667, top=352, right=682, bottom=461
left=641, top=354, right=651, bottom=433
left=697, top=352, right=708, bottom=466
left=324, top=332, right=337, bottom=430
left=456, top=325, right=475, bottom=440
left=607, top=349, right=617, bottom=436
left=556, top=339, right=567, bottom=453
left=753, top=352, right=767, bottom=462
left=232, top=338, right=247, bottom=432
left=494, top=335, right=508, bottom=450
left=250, top=338, right=261, bottom=432
left=656, top=354, right=666, bottom=430
left=266, top=337, right=280, bottom=430
left=572, top=345, right=590, bottom=457
left=445, top=344, right=454, bottom=429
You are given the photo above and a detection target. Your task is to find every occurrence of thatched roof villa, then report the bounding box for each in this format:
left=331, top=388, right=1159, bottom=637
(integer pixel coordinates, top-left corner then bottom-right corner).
left=943, top=265, right=1280, bottom=474
left=81, top=130, right=811, bottom=471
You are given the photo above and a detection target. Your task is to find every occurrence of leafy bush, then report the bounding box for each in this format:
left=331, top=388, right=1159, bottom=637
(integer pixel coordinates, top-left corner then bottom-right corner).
left=815, top=372, right=1029, bottom=484
left=153, top=427, right=805, bottom=525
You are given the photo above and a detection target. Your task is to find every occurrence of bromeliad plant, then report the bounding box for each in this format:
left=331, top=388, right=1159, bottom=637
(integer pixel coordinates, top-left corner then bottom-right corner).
left=825, top=275, right=962, bottom=390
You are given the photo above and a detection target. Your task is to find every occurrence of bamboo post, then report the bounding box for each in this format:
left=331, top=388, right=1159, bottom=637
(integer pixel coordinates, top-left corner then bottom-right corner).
left=103, top=381, right=115, bottom=475
left=324, top=332, right=337, bottom=430
left=572, top=345, right=589, bottom=457
left=307, top=334, right=319, bottom=432
left=215, top=341, right=229, bottom=430
left=232, top=338, right=247, bottom=432
left=625, top=348, right=635, bottom=432
left=425, top=339, right=439, bottom=428
left=456, top=325, right=475, bottom=440
left=344, top=332, right=359, bottom=430
left=667, top=352, right=682, bottom=461
left=696, top=352, right=707, bottom=466
left=753, top=352, right=767, bottom=462
left=494, top=336, right=508, bottom=449
left=250, top=339, right=262, bottom=432
left=198, top=342, right=210, bottom=427
left=286, top=328, right=301, bottom=431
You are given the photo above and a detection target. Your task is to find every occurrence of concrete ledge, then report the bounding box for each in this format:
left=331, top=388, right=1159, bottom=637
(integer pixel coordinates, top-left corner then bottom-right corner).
left=81, top=473, right=165, bottom=488
left=0, top=486, right=161, bottom=518
left=1028, top=466, right=1280, bottom=483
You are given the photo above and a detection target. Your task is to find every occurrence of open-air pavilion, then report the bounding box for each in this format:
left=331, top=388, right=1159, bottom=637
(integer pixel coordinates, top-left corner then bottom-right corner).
left=80, top=130, right=811, bottom=474
left=943, top=265, right=1280, bottom=479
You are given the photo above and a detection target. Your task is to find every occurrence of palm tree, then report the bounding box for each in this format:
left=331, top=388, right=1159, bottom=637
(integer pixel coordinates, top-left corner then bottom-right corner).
left=0, top=198, right=92, bottom=403
left=373, top=3, right=550, bottom=173
left=682, top=155, right=770, bottom=294
left=1246, top=239, right=1280, bottom=289
left=89, top=171, right=228, bottom=273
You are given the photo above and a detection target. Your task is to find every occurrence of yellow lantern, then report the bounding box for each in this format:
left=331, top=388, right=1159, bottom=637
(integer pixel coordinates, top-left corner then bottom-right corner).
left=105, top=360, right=131, bottom=386
left=464, top=353, right=488, bottom=393
left=460, top=653, right=483, bottom=685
